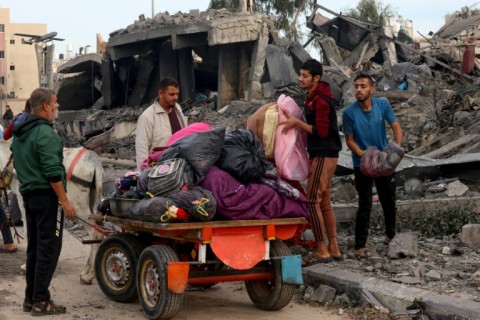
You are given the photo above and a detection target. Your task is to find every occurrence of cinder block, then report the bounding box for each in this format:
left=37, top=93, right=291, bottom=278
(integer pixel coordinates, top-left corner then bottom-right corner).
left=461, top=224, right=480, bottom=249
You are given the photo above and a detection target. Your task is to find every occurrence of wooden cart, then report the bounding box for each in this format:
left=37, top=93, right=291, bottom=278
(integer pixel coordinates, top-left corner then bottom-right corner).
left=88, top=214, right=307, bottom=320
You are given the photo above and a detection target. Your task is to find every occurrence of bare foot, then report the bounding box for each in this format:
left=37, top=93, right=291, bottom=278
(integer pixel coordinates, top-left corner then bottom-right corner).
left=328, top=245, right=341, bottom=258
left=354, top=248, right=372, bottom=259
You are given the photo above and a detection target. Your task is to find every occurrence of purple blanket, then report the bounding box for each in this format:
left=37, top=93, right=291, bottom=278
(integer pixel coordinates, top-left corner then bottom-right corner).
left=199, top=166, right=309, bottom=220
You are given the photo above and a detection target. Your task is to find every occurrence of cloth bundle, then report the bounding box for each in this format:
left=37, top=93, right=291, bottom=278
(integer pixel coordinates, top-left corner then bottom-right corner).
left=360, top=142, right=405, bottom=177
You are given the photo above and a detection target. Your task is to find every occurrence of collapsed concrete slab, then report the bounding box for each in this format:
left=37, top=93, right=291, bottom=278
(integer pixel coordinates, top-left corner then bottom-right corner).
left=103, top=9, right=276, bottom=109
left=55, top=53, right=103, bottom=110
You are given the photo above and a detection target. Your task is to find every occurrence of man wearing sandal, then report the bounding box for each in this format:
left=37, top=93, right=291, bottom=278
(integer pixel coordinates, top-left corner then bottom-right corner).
left=11, top=88, right=76, bottom=316
left=281, top=59, right=343, bottom=265
left=342, top=73, right=403, bottom=259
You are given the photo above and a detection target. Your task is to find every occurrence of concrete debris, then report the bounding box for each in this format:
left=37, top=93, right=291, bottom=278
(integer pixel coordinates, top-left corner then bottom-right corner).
left=460, top=224, right=480, bottom=249
left=441, top=246, right=452, bottom=255
left=310, top=284, right=336, bottom=304
left=387, top=232, right=419, bottom=259
left=446, top=180, right=469, bottom=196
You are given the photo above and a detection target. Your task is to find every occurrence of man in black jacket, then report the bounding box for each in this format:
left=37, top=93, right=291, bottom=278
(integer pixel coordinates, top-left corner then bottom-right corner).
left=281, top=59, right=343, bottom=265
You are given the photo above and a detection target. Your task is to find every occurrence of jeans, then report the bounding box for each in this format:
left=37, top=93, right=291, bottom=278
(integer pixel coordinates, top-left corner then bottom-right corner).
left=354, top=167, right=397, bottom=250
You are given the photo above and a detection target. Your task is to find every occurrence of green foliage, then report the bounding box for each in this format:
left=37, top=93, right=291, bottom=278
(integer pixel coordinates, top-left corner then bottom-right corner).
left=370, top=203, right=479, bottom=237
left=344, top=0, right=395, bottom=26
left=209, top=0, right=239, bottom=11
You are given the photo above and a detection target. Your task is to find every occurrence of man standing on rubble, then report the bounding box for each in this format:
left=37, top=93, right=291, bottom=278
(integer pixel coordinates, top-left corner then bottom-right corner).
left=281, top=59, right=343, bottom=265
left=135, top=77, right=188, bottom=170
left=342, top=73, right=403, bottom=259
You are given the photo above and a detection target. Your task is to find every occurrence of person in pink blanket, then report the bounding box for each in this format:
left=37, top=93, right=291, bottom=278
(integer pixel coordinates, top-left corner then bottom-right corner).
left=281, top=59, right=343, bottom=266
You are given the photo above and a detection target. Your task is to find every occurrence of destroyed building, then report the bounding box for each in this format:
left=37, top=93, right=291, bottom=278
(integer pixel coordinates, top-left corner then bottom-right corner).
left=57, top=9, right=280, bottom=112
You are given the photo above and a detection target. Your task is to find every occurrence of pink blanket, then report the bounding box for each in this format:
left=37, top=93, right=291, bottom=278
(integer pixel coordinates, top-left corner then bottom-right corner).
left=275, top=94, right=309, bottom=181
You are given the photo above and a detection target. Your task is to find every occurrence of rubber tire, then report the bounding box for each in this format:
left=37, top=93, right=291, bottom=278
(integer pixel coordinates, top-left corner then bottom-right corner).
left=136, top=245, right=183, bottom=320
left=95, top=233, right=144, bottom=302
left=245, top=240, right=296, bottom=310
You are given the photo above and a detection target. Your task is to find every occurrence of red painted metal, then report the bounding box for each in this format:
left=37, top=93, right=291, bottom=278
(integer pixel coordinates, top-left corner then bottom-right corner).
left=167, top=262, right=190, bottom=293
left=266, top=224, right=275, bottom=240
left=202, top=227, right=212, bottom=243
left=273, top=224, right=299, bottom=240
left=188, top=272, right=274, bottom=285
left=211, top=227, right=265, bottom=270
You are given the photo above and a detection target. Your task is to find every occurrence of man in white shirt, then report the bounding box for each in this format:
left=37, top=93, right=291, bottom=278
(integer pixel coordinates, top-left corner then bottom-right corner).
left=135, top=77, right=188, bottom=170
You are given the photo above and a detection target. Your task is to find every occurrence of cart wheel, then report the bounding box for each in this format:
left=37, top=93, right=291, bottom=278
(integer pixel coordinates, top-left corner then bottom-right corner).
left=245, top=240, right=295, bottom=310
left=137, top=245, right=183, bottom=320
left=95, top=233, right=144, bottom=302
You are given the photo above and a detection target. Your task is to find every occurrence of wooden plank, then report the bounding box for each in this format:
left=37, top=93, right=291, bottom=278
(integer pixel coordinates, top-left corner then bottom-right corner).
left=89, top=214, right=307, bottom=232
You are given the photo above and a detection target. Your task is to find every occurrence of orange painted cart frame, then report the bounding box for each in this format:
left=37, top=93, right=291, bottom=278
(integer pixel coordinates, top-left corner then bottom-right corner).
left=89, top=214, right=308, bottom=320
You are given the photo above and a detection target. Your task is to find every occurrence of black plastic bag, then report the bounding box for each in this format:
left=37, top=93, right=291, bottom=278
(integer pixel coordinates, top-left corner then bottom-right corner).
left=167, top=186, right=216, bottom=222
left=158, top=128, right=225, bottom=183
left=125, top=197, right=171, bottom=222
left=215, top=129, right=271, bottom=183
left=137, top=167, right=153, bottom=199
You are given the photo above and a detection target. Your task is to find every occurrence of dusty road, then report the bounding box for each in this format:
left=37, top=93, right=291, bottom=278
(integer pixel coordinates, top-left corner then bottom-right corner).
left=0, top=226, right=352, bottom=320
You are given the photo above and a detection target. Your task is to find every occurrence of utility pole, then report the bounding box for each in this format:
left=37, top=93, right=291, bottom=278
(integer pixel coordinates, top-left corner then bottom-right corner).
left=14, top=32, right=63, bottom=89
left=35, top=42, right=55, bottom=88
left=151, top=0, right=155, bottom=18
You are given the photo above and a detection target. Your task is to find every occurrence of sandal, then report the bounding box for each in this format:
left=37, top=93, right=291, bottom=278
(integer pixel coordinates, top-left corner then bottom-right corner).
left=23, top=298, right=33, bottom=312
left=354, top=248, right=372, bottom=260
left=384, top=236, right=393, bottom=245
left=331, top=254, right=345, bottom=261
left=301, top=253, right=333, bottom=267
left=31, top=300, right=66, bottom=317
left=0, top=247, right=17, bottom=253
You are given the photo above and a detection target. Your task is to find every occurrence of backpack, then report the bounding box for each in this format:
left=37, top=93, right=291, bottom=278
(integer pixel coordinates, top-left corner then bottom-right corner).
left=147, top=158, right=193, bottom=197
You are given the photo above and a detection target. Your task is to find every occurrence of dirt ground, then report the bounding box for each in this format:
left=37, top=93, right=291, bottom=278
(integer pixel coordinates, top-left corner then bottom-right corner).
left=0, top=225, right=354, bottom=320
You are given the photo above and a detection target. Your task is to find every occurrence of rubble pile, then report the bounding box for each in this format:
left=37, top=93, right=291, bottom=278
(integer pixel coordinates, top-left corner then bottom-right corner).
left=290, top=231, right=480, bottom=319
left=110, top=8, right=273, bottom=38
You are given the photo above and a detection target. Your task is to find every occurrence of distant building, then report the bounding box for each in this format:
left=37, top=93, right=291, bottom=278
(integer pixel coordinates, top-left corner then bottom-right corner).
left=0, top=8, right=46, bottom=114
left=386, top=16, right=414, bottom=38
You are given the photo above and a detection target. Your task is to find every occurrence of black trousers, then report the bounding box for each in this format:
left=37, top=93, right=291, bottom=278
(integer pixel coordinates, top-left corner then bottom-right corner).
left=24, top=191, right=63, bottom=303
left=354, top=167, right=397, bottom=250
